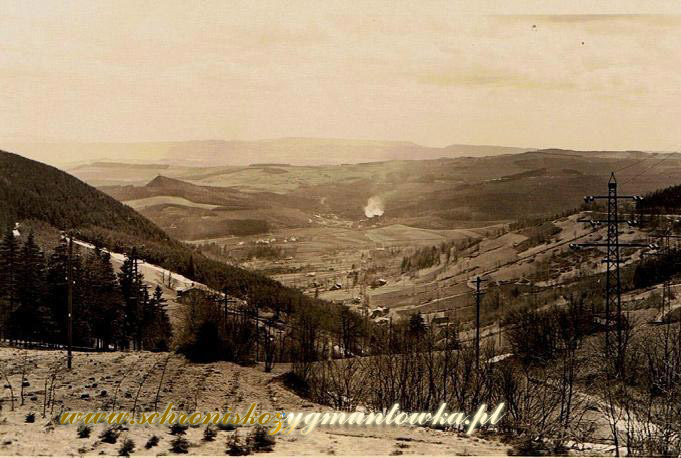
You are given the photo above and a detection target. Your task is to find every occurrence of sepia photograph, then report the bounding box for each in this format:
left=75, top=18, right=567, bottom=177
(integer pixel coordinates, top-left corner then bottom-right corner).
left=2, top=1, right=681, bottom=456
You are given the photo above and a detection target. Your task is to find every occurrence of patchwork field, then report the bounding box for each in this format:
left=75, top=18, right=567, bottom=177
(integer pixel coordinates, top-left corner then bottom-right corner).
left=124, top=196, right=222, bottom=211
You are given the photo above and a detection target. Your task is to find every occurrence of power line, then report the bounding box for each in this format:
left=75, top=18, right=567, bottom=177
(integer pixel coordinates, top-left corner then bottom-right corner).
left=614, top=137, right=681, bottom=186
left=620, top=152, right=676, bottom=185
left=613, top=142, right=676, bottom=175
left=614, top=154, right=657, bottom=173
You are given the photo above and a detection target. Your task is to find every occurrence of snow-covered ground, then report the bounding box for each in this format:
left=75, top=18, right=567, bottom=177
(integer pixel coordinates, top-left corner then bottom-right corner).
left=72, top=239, right=205, bottom=293
left=0, top=347, right=510, bottom=456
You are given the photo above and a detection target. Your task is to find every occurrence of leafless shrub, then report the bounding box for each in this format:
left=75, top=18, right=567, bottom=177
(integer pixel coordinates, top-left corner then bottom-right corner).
left=42, top=358, right=63, bottom=418
left=0, top=365, right=15, bottom=411
left=19, top=351, right=30, bottom=406
left=112, top=355, right=144, bottom=410
left=154, top=353, right=172, bottom=411
left=132, top=359, right=157, bottom=416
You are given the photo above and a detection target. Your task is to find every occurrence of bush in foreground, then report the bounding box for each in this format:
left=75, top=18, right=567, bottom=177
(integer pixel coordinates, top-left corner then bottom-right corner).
left=203, top=425, right=217, bottom=441
left=226, top=430, right=251, bottom=456
left=247, top=425, right=275, bottom=452
left=77, top=424, right=92, bottom=439
left=99, top=426, right=120, bottom=444
left=170, top=436, right=190, bottom=454
left=145, top=435, right=160, bottom=449
left=118, top=438, right=135, bottom=457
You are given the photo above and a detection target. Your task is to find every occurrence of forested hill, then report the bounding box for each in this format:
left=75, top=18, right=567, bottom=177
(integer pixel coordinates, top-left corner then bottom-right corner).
left=0, top=150, right=331, bottom=318
left=0, top=150, right=170, bottom=240
left=639, top=183, right=681, bottom=213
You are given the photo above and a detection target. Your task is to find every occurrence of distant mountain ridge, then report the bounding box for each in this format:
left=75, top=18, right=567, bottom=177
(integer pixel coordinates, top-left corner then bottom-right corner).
left=3, top=138, right=530, bottom=167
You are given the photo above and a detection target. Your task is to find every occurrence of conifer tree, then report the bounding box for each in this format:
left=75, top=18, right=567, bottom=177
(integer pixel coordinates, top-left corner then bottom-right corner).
left=13, top=232, right=47, bottom=342
left=142, top=285, right=172, bottom=350
left=118, top=248, right=147, bottom=349
left=45, top=239, right=86, bottom=345
left=83, top=248, right=124, bottom=349
left=0, top=225, right=18, bottom=341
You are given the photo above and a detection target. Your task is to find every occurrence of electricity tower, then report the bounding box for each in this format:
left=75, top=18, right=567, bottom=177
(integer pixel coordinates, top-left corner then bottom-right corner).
left=570, top=172, right=654, bottom=374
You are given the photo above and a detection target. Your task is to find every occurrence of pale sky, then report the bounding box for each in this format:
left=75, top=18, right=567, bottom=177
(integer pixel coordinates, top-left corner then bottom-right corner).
left=2, top=1, right=681, bottom=150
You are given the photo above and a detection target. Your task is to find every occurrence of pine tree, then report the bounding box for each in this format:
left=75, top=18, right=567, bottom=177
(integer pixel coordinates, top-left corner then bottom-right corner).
left=142, top=286, right=172, bottom=351
left=186, top=255, right=196, bottom=280
left=408, top=313, right=426, bottom=339
left=0, top=225, right=18, bottom=341
left=139, top=284, right=150, bottom=349
left=118, top=248, right=146, bottom=349
left=83, top=248, right=124, bottom=349
left=69, top=247, right=91, bottom=347
left=46, top=239, right=69, bottom=345
left=45, top=239, right=86, bottom=345
left=13, top=232, right=47, bottom=342
left=118, top=253, right=136, bottom=348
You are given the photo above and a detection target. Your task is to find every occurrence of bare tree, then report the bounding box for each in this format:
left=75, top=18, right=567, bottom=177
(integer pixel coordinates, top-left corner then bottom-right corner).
left=154, top=354, right=172, bottom=411
left=42, top=358, right=63, bottom=418
left=1, top=365, right=15, bottom=411
left=132, top=360, right=157, bottom=416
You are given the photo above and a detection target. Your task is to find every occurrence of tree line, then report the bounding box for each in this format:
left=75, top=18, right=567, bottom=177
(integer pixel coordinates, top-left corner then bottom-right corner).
left=0, top=227, right=171, bottom=351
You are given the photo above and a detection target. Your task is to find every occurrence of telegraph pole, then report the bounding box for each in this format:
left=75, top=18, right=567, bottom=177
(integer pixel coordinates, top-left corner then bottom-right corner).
left=223, top=289, right=229, bottom=337
left=571, top=172, right=653, bottom=374
left=66, top=234, right=73, bottom=370
left=264, top=319, right=275, bottom=372
left=255, top=304, right=259, bottom=362
left=131, top=247, right=141, bottom=351
left=662, top=280, right=671, bottom=319
left=474, top=275, right=486, bottom=372
left=443, top=318, right=450, bottom=401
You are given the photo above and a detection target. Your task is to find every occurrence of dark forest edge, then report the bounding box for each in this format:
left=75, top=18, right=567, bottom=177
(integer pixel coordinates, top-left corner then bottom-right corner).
left=0, top=229, right=171, bottom=350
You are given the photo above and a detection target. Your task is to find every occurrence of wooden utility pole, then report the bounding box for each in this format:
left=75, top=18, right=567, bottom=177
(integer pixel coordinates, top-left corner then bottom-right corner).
left=264, top=319, right=273, bottom=372
left=498, top=292, right=504, bottom=349
left=66, top=235, right=73, bottom=370
left=255, top=305, right=259, bottom=362
left=474, top=276, right=485, bottom=372
left=443, top=319, right=450, bottom=402
left=133, top=249, right=141, bottom=351
left=223, top=290, right=228, bottom=338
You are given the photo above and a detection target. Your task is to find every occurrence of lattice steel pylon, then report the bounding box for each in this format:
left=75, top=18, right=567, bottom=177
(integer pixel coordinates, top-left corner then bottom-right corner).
left=571, top=172, right=654, bottom=375
left=605, top=173, right=623, bottom=364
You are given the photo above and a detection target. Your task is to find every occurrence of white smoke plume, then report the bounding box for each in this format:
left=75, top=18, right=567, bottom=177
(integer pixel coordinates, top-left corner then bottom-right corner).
left=364, top=196, right=384, bottom=218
